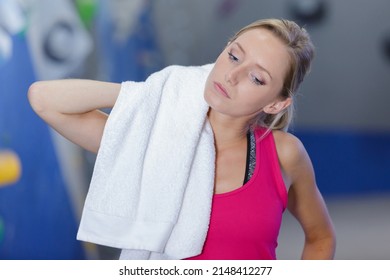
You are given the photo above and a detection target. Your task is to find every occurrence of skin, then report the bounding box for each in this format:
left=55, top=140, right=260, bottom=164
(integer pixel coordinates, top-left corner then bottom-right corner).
left=28, top=28, right=335, bottom=260
left=28, top=80, right=120, bottom=153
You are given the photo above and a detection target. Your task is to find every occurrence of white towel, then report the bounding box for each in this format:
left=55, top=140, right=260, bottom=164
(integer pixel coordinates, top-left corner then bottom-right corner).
left=77, top=63, right=215, bottom=259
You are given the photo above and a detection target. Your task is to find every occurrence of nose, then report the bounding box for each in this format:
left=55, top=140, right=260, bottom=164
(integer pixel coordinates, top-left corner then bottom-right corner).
left=225, top=66, right=240, bottom=85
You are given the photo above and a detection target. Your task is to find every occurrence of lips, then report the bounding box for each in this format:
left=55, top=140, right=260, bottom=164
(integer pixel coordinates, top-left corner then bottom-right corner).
left=213, top=82, right=230, bottom=99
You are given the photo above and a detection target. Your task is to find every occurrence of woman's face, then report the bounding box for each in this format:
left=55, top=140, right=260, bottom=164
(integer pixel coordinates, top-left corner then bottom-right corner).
left=204, top=28, right=291, bottom=121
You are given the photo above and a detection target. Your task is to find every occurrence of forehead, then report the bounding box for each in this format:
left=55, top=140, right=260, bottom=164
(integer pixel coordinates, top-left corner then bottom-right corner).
left=233, top=28, right=290, bottom=81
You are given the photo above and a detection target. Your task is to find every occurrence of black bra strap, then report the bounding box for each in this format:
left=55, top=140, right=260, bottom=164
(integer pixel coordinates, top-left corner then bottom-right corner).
left=243, top=130, right=256, bottom=184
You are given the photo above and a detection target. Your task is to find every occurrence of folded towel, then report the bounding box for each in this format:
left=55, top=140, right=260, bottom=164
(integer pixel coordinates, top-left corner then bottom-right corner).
left=77, top=63, right=215, bottom=259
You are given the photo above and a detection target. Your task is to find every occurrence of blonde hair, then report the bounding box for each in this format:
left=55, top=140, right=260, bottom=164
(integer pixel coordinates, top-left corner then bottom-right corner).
left=229, top=19, right=314, bottom=132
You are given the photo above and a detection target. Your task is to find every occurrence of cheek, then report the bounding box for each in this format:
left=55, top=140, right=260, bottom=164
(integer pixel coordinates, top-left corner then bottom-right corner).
left=203, top=76, right=220, bottom=108
left=212, top=53, right=229, bottom=73
left=238, top=85, right=265, bottom=105
left=235, top=86, right=277, bottom=114
left=203, top=74, right=213, bottom=98
left=236, top=99, right=264, bottom=116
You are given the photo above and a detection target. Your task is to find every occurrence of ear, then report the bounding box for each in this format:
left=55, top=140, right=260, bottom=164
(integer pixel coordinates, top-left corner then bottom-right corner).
left=263, top=97, right=292, bottom=115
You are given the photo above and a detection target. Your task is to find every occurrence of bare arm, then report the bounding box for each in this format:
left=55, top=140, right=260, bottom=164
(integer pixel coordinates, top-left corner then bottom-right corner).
left=28, top=79, right=121, bottom=153
left=274, top=131, right=336, bottom=259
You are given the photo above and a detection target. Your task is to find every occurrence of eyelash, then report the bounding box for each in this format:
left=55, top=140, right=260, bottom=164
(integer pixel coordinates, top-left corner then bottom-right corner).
left=227, top=51, right=265, bottom=86
left=251, top=74, right=265, bottom=86
left=228, top=51, right=238, bottom=62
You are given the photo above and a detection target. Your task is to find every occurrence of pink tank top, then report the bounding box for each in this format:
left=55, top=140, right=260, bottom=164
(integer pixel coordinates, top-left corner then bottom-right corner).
left=186, top=129, right=288, bottom=260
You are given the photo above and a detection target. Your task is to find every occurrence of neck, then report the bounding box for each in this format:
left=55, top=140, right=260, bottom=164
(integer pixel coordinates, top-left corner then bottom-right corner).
left=207, top=109, right=249, bottom=151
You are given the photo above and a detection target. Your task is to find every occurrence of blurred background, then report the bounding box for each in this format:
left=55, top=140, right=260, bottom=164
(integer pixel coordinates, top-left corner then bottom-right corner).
left=0, top=0, right=389, bottom=260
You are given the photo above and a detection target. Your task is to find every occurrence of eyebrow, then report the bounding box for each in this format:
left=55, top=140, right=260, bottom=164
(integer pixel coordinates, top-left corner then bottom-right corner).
left=233, top=42, right=273, bottom=80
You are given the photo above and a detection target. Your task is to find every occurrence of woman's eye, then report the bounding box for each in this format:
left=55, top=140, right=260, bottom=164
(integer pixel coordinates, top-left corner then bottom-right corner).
left=228, top=52, right=238, bottom=62
left=251, top=75, right=265, bottom=86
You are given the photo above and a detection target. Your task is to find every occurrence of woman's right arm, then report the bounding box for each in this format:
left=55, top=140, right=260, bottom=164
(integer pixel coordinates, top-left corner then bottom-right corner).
left=28, top=79, right=121, bottom=153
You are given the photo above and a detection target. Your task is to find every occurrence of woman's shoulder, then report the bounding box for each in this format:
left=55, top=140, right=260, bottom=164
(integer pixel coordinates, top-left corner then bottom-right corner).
left=272, top=130, right=306, bottom=157
left=271, top=130, right=311, bottom=182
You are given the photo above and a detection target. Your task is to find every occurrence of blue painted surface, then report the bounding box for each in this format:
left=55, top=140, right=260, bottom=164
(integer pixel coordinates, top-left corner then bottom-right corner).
left=96, top=0, right=163, bottom=82
left=296, top=130, right=390, bottom=196
left=0, top=34, right=85, bottom=259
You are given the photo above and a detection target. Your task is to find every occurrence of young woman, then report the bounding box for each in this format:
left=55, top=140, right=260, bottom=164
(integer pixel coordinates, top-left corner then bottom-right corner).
left=28, top=19, right=336, bottom=260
